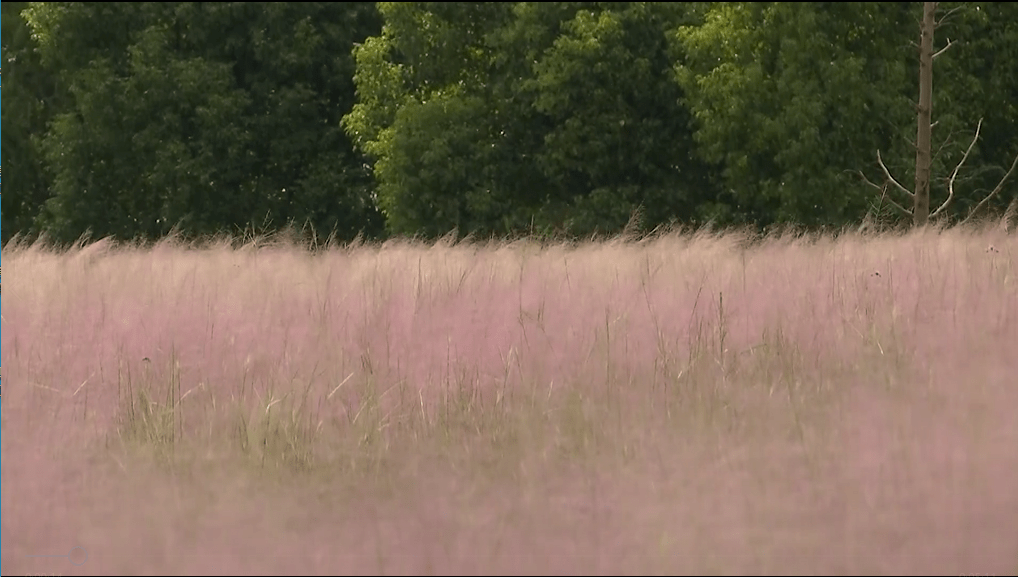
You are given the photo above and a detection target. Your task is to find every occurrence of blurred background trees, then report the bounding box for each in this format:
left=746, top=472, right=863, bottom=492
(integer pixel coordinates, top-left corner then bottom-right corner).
left=3, top=2, right=1016, bottom=245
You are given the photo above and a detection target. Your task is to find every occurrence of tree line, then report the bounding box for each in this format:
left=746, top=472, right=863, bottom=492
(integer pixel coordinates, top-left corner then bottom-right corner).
left=3, top=2, right=1017, bottom=246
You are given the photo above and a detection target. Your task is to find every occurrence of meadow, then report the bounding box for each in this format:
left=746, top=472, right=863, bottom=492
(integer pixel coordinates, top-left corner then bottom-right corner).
left=2, top=224, right=1016, bottom=575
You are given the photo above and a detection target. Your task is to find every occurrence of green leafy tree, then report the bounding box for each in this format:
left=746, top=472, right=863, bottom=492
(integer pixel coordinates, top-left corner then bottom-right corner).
left=674, top=2, right=916, bottom=228
left=675, top=2, right=1018, bottom=230
left=2, top=1, right=60, bottom=243
left=344, top=2, right=520, bottom=238
left=512, top=2, right=718, bottom=235
left=345, top=2, right=720, bottom=240
left=25, top=2, right=384, bottom=244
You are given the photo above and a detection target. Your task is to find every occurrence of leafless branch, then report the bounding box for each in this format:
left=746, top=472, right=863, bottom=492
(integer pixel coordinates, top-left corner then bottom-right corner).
left=882, top=189, right=912, bottom=217
left=1002, top=195, right=1018, bottom=233
left=858, top=171, right=882, bottom=191
left=877, top=150, right=914, bottom=199
left=931, top=118, right=981, bottom=219
left=859, top=173, right=912, bottom=217
left=932, top=38, right=954, bottom=59
left=936, top=5, right=965, bottom=27
left=900, top=132, right=917, bottom=150
left=858, top=190, right=886, bottom=234
left=961, top=150, right=1018, bottom=226
left=931, top=131, right=955, bottom=165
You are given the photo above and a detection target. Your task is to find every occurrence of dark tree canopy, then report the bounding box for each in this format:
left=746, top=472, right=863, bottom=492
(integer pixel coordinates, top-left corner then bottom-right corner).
left=19, top=2, right=384, bottom=244
left=3, top=2, right=1017, bottom=245
left=344, top=2, right=722, bottom=240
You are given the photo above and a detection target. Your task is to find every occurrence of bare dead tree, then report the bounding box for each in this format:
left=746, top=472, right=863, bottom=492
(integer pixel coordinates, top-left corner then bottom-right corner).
left=912, top=0, right=937, bottom=226
left=860, top=1, right=1018, bottom=229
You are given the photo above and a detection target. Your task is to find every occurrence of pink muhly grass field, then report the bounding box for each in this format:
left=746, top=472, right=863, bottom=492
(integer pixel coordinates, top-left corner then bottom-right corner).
left=2, top=225, right=1017, bottom=575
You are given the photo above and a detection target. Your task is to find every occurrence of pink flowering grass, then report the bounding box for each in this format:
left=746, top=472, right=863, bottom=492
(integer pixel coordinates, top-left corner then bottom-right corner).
left=3, top=225, right=1017, bottom=575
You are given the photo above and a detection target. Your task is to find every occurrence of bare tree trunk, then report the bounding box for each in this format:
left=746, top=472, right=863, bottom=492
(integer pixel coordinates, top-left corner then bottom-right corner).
left=861, top=3, right=1017, bottom=230
left=914, top=2, right=936, bottom=227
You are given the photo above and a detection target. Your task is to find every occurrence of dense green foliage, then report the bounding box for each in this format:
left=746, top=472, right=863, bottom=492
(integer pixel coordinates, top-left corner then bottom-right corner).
left=3, top=1, right=59, bottom=241
left=9, top=2, right=384, bottom=244
left=344, top=2, right=720, bottom=238
left=675, top=2, right=916, bottom=226
left=3, top=2, right=1017, bottom=244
